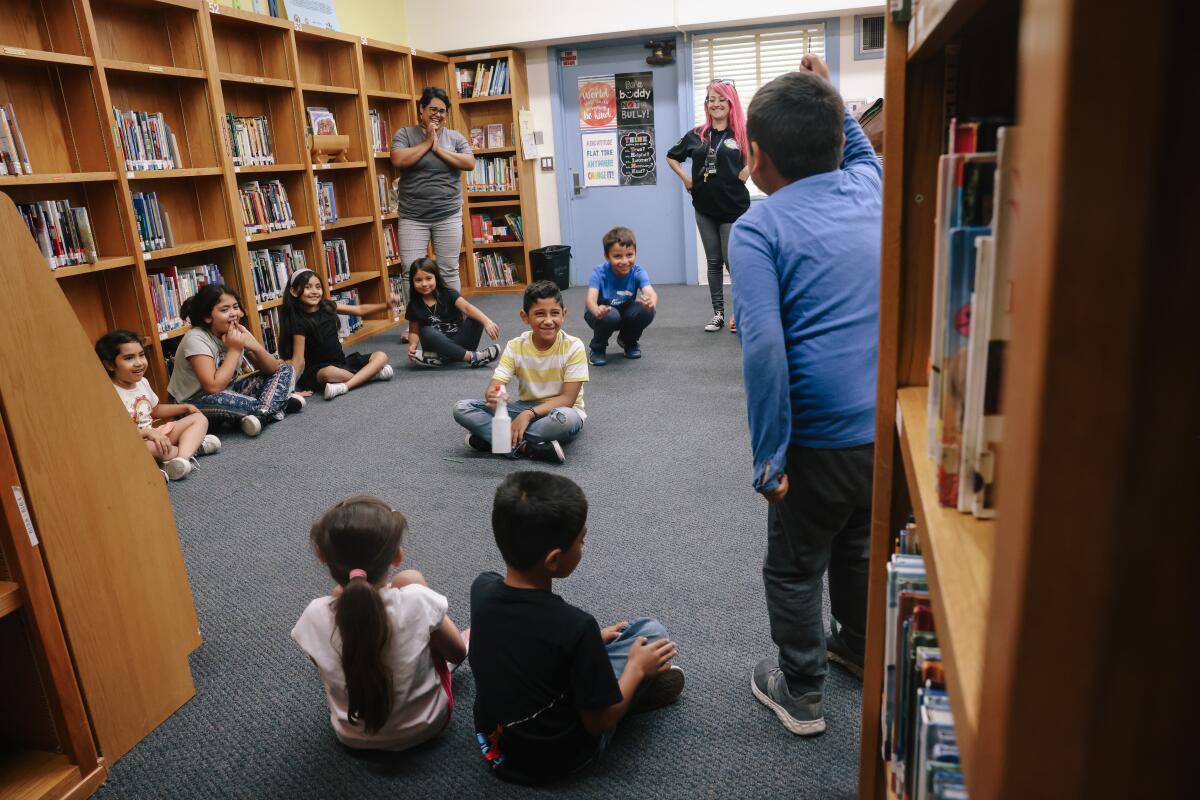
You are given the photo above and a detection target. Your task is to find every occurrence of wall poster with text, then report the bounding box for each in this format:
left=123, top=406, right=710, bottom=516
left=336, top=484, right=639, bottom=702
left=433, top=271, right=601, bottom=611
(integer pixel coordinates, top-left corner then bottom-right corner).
left=578, top=71, right=656, bottom=186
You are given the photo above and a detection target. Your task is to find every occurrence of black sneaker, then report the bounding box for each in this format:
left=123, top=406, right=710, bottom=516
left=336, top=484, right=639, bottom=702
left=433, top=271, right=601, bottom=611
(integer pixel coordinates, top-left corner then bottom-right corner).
left=464, top=433, right=490, bottom=452
left=285, top=393, right=306, bottom=413
left=750, top=658, right=825, bottom=736
left=616, top=336, right=641, bottom=359
left=826, top=624, right=864, bottom=680
left=470, top=344, right=501, bottom=368
left=528, top=440, right=565, bottom=464
left=631, top=665, right=685, bottom=713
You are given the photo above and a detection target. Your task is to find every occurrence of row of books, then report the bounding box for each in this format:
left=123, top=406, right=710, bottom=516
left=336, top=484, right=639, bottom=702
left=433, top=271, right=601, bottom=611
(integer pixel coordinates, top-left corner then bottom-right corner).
left=388, top=275, right=405, bottom=317
left=369, top=109, right=390, bottom=153
left=225, top=114, right=275, bottom=167
left=239, top=179, right=296, bottom=235
left=0, top=103, right=32, bottom=175
left=331, top=289, right=364, bottom=338
left=927, top=121, right=1017, bottom=518
left=250, top=243, right=307, bottom=304
left=882, top=531, right=967, bottom=799
left=132, top=191, right=175, bottom=252
left=242, top=0, right=282, bottom=18
left=383, top=222, right=400, bottom=264
left=316, top=179, right=338, bottom=224
left=114, top=107, right=182, bottom=171
left=148, top=263, right=222, bottom=334
left=466, top=156, right=517, bottom=193
left=325, top=238, right=351, bottom=285
left=468, top=123, right=511, bottom=150
left=260, top=305, right=282, bottom=356
left=377, top=174, right=396, bottom=214
left=470, top=211, right=522, bottom=244
left=17, top=200, right=97, bottom=269
left=471, top=251, right=518, bottom=288
left=455, top=59, right=509, bottom=98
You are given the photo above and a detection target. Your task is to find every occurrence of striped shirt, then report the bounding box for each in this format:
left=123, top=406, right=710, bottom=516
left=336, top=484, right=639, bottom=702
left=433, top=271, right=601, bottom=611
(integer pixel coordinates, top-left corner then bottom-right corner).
left=492, top=330, right=588, bottom=418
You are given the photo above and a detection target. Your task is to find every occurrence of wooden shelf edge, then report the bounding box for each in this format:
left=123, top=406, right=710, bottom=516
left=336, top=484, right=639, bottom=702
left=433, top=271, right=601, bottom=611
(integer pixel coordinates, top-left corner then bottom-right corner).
left=366, top=89, right=412, bottom=100
left=301, top=82, right=358, bottom=96
left=0, top=750, right=81, bottom=800
left=142, top=238, right=236, bottom=261
left=0, top=172, right=117, bottom=186
left=341, top=318, right=398, bottom=345
left=312, top=161, right=368, bottom=171
left=246, top=225, right=314, bottom=243
left=467, top=198, right=523, bottom=209
left=256, top=298, right=283, bottom=311
left=320, top=216, right=373, bottom=232
left=329, top=272, right=380, bottom=291
left=473, top=146, right=517, bottom=155
left=219, top=71, right=293, bottom=88
left=0, top=580, right=21, bottom=619
left=160, top=324, right=191, bottom=341
left=456, top=93, right=513, bottom=105
left=126, top=167, right=223, bottom=180
left=895, top=385, right=994, bottom=763
left=0, top=46, right=93, bottom=68
left=908, top=0, right=991, bottom=61
left=102, top=59, right=206, bottom=80
left=53, top=257, right=136, bottom=279
left=462, top=283, right=526, bottom=296
left=470, top=241, right=524, bottom=249
left=233, top=163, right=306, bottom=174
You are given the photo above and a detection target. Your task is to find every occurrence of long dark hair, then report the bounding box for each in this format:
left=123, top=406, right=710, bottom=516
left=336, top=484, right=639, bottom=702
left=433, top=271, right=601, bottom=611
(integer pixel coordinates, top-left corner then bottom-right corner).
left=310, top=496, right=408, bottom=734
left=180, top=284, right=243, bottom=330
left=279, top=269, right=334, bottom=359
left=406, top=257, right=450, bottom=314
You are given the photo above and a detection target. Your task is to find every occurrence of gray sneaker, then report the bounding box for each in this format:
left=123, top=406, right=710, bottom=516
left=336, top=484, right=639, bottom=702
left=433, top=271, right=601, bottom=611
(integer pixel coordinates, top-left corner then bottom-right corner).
left=750, top=658, right=825, bottom=736
left=826, top=623, right=864, bottom=680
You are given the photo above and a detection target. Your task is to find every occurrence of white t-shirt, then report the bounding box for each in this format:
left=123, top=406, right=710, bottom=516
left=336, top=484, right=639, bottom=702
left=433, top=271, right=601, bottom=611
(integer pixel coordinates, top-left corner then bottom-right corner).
left=114, top=378, right=158, bottom=429
left=291, top=584, right=450, bottom=750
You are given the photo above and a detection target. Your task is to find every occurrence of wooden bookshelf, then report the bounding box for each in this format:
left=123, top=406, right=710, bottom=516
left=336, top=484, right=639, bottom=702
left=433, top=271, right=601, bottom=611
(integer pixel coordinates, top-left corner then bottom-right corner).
left=448, top=50, right=540, bottom=295
left=859, top=2, right=1194, bottom=799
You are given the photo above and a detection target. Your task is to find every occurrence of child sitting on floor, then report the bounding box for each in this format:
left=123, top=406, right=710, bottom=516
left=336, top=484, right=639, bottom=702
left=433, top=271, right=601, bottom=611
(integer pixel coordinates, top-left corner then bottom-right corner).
left=292, top=496, right=468, bottom=751
left=583, top=226, right=658, bottom=366
left=95, top=329, right=219, bottom=480
left=470, top=472, right=685, bottom=783
left=279, top=269, right=394, bottom=400
left=405, top=257, right=501, bottom=368
left=452, top=280, right=588, bottom=464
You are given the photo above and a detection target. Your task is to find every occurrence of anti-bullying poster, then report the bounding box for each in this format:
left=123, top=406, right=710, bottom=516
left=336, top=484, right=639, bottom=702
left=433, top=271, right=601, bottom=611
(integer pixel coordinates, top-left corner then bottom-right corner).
left=578, top=71, right=656, bottom=186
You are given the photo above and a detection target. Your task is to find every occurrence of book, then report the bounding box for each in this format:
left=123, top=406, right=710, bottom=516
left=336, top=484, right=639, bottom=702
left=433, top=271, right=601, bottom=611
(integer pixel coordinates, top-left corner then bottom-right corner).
left=306, top=107, right=337, bottom=136
left=324, top=238, right=350, bottom=284
left=316, top=179, right=338, bottom=224
left=0, top=104, right=33, bottom=174
left=369, top=109, right=388, bottom=152
left=383, top=222, right=400, bottom=263
left=16, top=200, right=98, bottom=269
left=331, top=288, right=363, bottom=336
left=469, top=127, right=485, bottom=149
left=131, top=191, right=169, bottom=251
left=112, top=107, right=182, bottom=171
left=466, top=156, right=518, bottom=193
left=147, top=263, right=221, bottom=333
left=958, top=235, right=994, bottom=511
left=471, top=251, right=517, bottom=287
left=486, top=123, right=505, bottom=149
left=225, top=113, right=275, bottom=167
left=238, top=180, right=295, bottom=234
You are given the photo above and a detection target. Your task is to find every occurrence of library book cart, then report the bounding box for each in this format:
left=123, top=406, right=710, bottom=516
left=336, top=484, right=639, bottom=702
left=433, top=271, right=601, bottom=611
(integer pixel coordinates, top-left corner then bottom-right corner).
left=0, top=0, right=453, bottom=400
left=858, top=1, right=1194, bottom=798
left=447, top=49, right=541, bottom=297
left=0, top=194, right=199, bottom=799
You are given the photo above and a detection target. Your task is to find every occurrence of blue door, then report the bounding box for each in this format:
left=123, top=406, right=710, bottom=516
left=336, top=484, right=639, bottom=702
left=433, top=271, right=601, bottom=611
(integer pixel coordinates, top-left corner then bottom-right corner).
left=553, top=39, right=690, bottom=286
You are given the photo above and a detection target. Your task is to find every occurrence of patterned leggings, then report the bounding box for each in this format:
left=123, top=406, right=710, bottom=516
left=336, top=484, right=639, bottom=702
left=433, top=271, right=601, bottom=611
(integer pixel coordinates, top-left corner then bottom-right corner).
left=191, top=364, right=295, bottom=425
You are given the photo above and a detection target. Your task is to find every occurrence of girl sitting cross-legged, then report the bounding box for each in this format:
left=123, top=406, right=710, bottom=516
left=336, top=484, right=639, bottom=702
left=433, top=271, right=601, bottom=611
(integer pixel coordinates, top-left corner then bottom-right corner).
left=405, top=257, right=501, bottom=368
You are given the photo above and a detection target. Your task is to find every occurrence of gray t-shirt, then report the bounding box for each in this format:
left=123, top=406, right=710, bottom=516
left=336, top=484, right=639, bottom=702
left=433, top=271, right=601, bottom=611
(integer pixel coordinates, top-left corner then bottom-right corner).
left=391, top=126, right=472, bottom=223
left=168, top=327, right=226, bottom=402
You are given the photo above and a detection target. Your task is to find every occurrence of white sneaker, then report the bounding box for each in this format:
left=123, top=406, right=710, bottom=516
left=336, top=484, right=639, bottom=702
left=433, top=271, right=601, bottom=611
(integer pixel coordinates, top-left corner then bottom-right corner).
left=324, top=382, right=349, bottom=400
left=376, top=364, right=394, bottom=381
left=162, top=457, right=193, bottom=480
left=704, top=314, right=725, bottom=332
left=286, top=393, right=306, bottom=413
left=199, top=434, right=222, bottom=455
left=240, top=415, right=262, bottom=437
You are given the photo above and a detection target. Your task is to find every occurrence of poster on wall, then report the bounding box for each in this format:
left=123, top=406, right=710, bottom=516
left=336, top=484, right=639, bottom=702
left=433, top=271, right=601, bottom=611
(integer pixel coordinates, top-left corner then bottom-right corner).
left=578, top=76, right=617, bottom=129
left=616, top=72, right=653, bottom=126
left=288, top=0, right=340, bottom=31
left=582, top=131, right=618, bottom=187
left=618, top=127, right=655, bottom=185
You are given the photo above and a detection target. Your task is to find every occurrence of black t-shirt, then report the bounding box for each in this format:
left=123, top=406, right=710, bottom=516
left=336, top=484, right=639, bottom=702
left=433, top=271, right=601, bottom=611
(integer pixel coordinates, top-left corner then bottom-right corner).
left=405, top=288, right=463, bottom=336
left=298, top=306, right=345, bottom=365
left=666, top=128, right=751, bottom=223
left=469, top=571, right=621, bottom=781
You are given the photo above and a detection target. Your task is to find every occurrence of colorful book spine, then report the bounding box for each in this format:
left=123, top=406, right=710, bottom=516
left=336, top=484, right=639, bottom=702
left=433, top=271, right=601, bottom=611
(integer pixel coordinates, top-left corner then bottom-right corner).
left=316, top=179, right=338, bottom=224
left=226, top=114, right=275, bottom=167
left=471, top=251, right=517, bottom=287
left=113, top=107, right=181, bottom=171
left=0, top=103, right=34, bottom=175
left=238, top=180, right=296, bottom=234
left=383, top=222, right=400, bottom=263
left=15, top=200, right=98, bottom=269
left=466, top=156, right=517, bottom=193
left=324, top=238, right=350, bottom=285
left=331, top=288, right=363, bottom=336
left=148, top=263, right=222, bottom=333
left=131, top=191, right=171, bottom=251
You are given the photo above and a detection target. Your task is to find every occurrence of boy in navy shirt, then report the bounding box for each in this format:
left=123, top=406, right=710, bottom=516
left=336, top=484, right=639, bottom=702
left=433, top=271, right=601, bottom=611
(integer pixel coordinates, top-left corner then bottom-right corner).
left=731, top=54, right=881, bottom=736
left=583, top=226, right=659, bottom=365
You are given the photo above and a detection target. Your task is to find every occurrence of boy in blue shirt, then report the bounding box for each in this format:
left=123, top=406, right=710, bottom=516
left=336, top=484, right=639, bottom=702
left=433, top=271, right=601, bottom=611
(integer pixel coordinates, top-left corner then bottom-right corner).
left=583, top=226, right=659, bottom=365
left=731, top=55, right=880, bottom=736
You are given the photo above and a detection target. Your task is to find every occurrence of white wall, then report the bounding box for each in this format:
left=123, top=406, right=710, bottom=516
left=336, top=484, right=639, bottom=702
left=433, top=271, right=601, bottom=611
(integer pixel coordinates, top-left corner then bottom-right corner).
left=839, top=15, right=886, bottom=105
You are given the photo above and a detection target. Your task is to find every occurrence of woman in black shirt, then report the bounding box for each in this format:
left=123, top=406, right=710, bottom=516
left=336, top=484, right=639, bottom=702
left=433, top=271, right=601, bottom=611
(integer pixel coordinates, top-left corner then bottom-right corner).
left=666, top=80, right=751, bottom=332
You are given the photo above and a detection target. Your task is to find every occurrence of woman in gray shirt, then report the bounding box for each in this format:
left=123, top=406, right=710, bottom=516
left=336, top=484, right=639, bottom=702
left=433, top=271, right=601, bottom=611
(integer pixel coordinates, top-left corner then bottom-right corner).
left=391, top=87, right=475, bottom=293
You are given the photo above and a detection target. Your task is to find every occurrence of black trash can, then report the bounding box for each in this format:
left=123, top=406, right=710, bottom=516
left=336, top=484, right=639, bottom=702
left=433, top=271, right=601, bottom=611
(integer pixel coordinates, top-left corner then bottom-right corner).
left=529, top=245, right=571, bottom=290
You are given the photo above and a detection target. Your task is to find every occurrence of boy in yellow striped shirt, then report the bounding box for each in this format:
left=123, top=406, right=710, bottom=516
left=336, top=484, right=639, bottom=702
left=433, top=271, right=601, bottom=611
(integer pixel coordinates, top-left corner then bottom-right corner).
left=453, top=281, right=588, bottom=463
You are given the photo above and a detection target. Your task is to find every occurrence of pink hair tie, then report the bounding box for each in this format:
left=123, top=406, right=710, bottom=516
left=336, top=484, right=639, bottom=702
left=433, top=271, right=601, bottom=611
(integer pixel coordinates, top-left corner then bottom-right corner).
left=348, top=569, right=368, bottom=580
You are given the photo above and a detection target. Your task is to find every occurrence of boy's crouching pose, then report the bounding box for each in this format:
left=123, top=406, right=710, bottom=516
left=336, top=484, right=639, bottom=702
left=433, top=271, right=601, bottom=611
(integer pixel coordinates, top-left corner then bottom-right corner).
left=470, top=472, right=685, bottom=783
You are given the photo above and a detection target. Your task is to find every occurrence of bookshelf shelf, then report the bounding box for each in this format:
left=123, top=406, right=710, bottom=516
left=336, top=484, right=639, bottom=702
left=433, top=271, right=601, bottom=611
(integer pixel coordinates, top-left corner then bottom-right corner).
left=247, top=224, right=313, bottom=243
left=0, top=172, right=119, bottom=186
left=895, top=386, right=993, bottom=758
left=473, top=241, right=523, bottom=249
left=0, top=581, right=21, bottom=619
left=467, top=191, right=519, bottom=200
left=386, top=257, right=403, bottom=268
left=457, top=93, right=512, bottom=105
left=342, top=317, right=397, bottom=346
left=466, top=283, right=528, bottom=295
left=54, top=257, right=137, bottom=279
left=381, top=212, right=398, bottom=220
left=102, top=59, right=207, bottom=80
left=127, top=167, right=224, bottom=180
left=373, top=151, right=390, bottom=159
left=321, top=215, right=373, bottom=232
left=301, top=82, right=357, bottom=96
left=0, top=48, right=93, bottom=68
left=0, top=751, right=81, bottom=800
left=219, top=72, right=294, bottom=89
left=257, top=297, right=283, bottom=311
left=329, top=271, right=379, bottom=290
left=473, top=146, right=517, bottom=155
left=468, top=198, right=523, bottom=209
left=160, top=324, right=190, bottom=340
left=232, top=163, right=306, bottom=174
left=313, top=161, right=368, bottom=171
left=366, top=89, right=411, bottom=101
left=142, top=238, right=235, bottom=260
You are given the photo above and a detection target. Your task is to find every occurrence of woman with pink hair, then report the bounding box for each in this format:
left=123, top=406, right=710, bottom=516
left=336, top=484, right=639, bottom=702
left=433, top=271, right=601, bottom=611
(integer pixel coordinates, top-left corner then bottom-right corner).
left=667, top=80, right=751, bottom=333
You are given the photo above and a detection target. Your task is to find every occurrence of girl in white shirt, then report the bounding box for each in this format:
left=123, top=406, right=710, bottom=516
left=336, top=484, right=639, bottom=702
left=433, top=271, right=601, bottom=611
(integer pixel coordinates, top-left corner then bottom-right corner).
left=292, top=496, right=467, bottom=751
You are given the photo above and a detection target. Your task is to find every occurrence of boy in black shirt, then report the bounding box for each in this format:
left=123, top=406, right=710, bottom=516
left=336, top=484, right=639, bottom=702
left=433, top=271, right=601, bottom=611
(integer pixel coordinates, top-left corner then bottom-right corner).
left=470, top=471, right=684, bottom=783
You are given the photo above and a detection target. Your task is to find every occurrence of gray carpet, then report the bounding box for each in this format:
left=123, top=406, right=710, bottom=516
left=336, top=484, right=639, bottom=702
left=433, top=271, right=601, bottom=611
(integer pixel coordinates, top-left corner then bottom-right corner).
left=94, top=286, right=860, bottom=799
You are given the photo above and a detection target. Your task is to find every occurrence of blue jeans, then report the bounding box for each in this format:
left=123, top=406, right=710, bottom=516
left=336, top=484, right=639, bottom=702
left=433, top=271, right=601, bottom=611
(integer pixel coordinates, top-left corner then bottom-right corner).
left=604, top=617, right=669, bottom=680
left=583, top=302, right=655, bottom=351
left=192, top=364, right=295, bottom=424
left=453, top=398, right=583, bottom=456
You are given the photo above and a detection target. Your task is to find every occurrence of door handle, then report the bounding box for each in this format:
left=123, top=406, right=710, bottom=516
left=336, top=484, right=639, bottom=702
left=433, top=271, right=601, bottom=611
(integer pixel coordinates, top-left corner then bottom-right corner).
left=572, top=171, right=583, bottom=196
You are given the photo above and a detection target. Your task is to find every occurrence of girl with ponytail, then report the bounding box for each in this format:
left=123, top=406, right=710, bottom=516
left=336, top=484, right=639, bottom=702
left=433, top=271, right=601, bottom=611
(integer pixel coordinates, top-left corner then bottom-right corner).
left=292, top=496, right=467, bottom=750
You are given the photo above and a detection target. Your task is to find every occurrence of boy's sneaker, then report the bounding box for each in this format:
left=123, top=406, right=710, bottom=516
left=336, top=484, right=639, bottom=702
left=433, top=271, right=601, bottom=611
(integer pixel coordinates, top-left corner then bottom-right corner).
left=728, top=317, right=737, bottom=333
left=162, top=457, right=193, bottom=481
left=826, top=624, right=864, bottom=679
left=631, top=665, right=686, bottom=713
left=411, top=352, right=444, bottom=368
left=239, top=415, right=262, bottom=437
left=750, top=658, right=826, bottom=736
left=529, top=440, right=566, bottom=464
left=704, top=314, right=725, bottom=332
left=286, top=393, right=306, bottom=413
left=470, top=344, right=501, bottom=368
left=617, top=336, right=641, bottom=359
left=198, top=434, right=221, bottom=455
left=375, top=364, right=394, bottom=381
left=324, top=382, right=349, bottom=400
left=465, top=433, right=490, bottom=452
left=589, top=348, right=607, bottom=366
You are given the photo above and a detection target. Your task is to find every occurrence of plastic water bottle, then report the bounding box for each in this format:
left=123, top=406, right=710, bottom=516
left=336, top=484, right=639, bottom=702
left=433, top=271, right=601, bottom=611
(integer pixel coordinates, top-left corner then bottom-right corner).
left=491, top=386, right=511, bottom=454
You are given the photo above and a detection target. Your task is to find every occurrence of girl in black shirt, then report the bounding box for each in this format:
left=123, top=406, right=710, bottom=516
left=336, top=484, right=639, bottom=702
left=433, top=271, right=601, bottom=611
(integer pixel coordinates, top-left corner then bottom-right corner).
left=280, top=269, right=393, bottom=400
left=666, top=80, right=751, bottom=333
left=405, top=257, right=501, bottom=368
